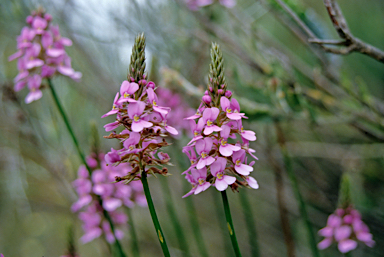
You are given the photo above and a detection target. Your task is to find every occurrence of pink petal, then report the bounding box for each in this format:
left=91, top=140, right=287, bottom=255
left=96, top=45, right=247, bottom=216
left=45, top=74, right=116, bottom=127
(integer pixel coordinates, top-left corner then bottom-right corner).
left=334, top=226, right=352, bottom=241
left=235, top=163, right=253, bottom=176
left=165, top=125, right=178, bottom=135
left=215, top=179, right=229, bottom=191
left=318, top=227, right=333, bottom=238
left=247, top=176, right=259, bottom=189
left=317, top=238, right=332, bottom=250
left=223, top=175, right=236, bottom=185
left=25, top=90, right=43, bottom=104
left=219, top=145, right=233, bottom=157
left=338, top=239, right=357, bottom=253
left=80, top=228, right=103, bottom=244
left=103, top=198, right=122, bottom=211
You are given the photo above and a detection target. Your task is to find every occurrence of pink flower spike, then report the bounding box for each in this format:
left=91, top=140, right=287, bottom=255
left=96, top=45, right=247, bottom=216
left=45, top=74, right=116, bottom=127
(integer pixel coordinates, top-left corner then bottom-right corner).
left=202, top=107, right=222, bottom=135
left=221, top=96, right=242, bottom=120
left=192, top=168, right=211, bottom=195
left=246, top=176, right=259, bottom=189
left=195, top=137, right=215, bottom=169
left=232, top=149, right=253, bottom=175
left=338, top=239, right=357, bottom=253
left=128, top=101, right=153, bottom=132
left=118, top=81, right=139, bottom=103
left=32, top=16, right=47, bottom=34
left=219, top=125, right=241, bottom=156
left=147, top=88, right=169, bottom=114
left=102, top=93, right=120, bottom=118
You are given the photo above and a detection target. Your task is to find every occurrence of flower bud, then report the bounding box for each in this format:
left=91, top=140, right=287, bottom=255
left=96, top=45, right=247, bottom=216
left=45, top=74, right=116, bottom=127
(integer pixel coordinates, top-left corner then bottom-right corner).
left=225, top=90, right=232, bottom=98
left=204, top=90, right=209, bottom=95
left=44, top=13, right=52, bottom=22
left=202, top=95, right=211, bottom=104
left=147, top=81, right=156, bottom=89
left=220, top=84, right=225, bottom=88
left=26, top=16, right=33, bottom=24
left=209, top=86, right=213, bottom=92
left=217, top=89, right=224, bottom=95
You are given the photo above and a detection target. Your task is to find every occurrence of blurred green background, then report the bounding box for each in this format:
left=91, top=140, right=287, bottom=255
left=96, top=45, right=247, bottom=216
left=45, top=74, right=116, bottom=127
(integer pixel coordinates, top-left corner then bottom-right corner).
left=0, top=0, right=383, bottom=256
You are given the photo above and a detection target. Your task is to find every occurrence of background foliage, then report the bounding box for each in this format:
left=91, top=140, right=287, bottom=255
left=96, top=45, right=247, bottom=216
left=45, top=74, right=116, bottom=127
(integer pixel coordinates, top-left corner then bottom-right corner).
left=0, top=0, right=383, bottom=256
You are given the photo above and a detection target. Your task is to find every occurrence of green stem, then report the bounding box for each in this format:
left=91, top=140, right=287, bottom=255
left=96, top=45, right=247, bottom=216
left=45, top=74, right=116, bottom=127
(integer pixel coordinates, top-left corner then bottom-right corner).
left=126, top=207, right=140, bottom=257
left=140, top=171, right=170, bottom=257
left=47, top=78, right=127, bottom=257
left=274, top=122, right=320, bottom=257
left=160, top=178, right=191, bottom=257
left=239, top=192, right=260, bottom=257
left=221, top=191, right=242, bottom=257
left=212, top=191, right=232, bottom=257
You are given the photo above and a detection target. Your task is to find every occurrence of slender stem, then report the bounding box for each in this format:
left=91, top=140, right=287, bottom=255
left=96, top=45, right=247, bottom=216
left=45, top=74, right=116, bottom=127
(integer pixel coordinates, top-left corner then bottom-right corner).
left=239, top=192, right=260, bottom=257
left=221, top=191, right=242, bottom=257
left=274, top=122, right=320, bottom=257
left=126, top=207, right=140, bottom=257
left=212, top=191, right=232, bottom=257
left=47, top=78, right=127, bottom=257
left=160, top=178, right=191, bottom=257
left=140, top=171, right=170, bottom=257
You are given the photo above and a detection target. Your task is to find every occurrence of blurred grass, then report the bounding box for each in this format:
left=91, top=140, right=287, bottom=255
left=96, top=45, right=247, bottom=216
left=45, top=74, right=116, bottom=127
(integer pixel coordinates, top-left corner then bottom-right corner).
left=1, top=0, right=384, bottom=256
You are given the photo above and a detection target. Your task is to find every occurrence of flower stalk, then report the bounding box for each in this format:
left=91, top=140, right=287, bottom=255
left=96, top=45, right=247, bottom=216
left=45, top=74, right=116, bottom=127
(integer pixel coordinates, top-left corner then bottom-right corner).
left=221, top=190, right=242, bottom=257
left=48, top=78, right=127, bottom=257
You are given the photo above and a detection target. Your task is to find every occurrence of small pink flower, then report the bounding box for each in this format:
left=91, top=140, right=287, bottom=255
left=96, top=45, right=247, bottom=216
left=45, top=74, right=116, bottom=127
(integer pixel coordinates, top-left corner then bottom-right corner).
left=232, top=150, right=253, bottom=176
left=118, top=81, right=139, bottom=104
left=211, top=157, right=236, bottom=191
left=218, top=125, right=240, bottom=157
left=201, top=107, right=222, bottom=135
left=128, top=101, right=153, bottom=132
left=195, top=137, right=216, bottom=169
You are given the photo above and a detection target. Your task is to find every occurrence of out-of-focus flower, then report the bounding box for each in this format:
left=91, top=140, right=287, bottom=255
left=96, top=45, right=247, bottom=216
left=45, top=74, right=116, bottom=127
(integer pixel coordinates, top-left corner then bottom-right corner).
left=102, top=33, right=177, bottom=183
left=72, top=153, right=146, bottom=244
left=8, top=8, right=81, bottom=103
left=182, top=43, right=258, bottom=196
left=317, top=206, right=375, bottom=253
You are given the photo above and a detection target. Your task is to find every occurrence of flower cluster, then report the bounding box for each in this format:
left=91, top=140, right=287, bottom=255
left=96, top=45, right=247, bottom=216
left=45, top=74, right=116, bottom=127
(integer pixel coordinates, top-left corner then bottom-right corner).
left=186, top=0, right=236, bottom=11
left=182, top=43, right=258, bottom=197
left=318, top=206, right=375, bottom=253
left=72, top=153, right=146, bottom=243
left=8, top=8, right=81, bottom=104
left=102, top=33, right=177, bottom=183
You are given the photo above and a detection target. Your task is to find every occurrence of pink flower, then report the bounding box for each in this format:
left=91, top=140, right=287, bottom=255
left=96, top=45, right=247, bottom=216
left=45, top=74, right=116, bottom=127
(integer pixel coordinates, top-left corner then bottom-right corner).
left=9, top=9, right=81, bottom=104
left=232, top=150, right=253, bottom=176
left=218, top=125, right=240, bottom=156
left=187, top=119, right=205, bottom=145
left=211, top=157, right=236, bottom=191
left=317, top=205, right=375, bottom=253
left=201, top=107, right=222, bottom=135
left=118, top=81, right=139, bottom=104
left=147, top=88, right=169, bottom=114
left=128, top=101, right=153, bottom=132
left=221, top=96, right=243, bottom=120
left=192, top=168, right=211, bottom=195
left=102, top=93, right=121, bottom=118
left=195, top=137, right=216, bottom=169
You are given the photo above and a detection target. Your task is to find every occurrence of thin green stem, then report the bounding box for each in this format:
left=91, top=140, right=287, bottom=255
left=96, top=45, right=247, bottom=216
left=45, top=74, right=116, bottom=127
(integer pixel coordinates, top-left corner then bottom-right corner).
left=126, top=208, right=140, bottom=257
left=160, top=178, right=191, bottom=257
left=140, top=170, right=170, bottom=257
left=47, top=78, right=127, bottom=257
left=239, top=192, right=260, bottom=257
left=212, top=191, right=232, bottom=257
left=274, top=122, right=320, bottom=257
left=221, top=190, right=242, bottom=257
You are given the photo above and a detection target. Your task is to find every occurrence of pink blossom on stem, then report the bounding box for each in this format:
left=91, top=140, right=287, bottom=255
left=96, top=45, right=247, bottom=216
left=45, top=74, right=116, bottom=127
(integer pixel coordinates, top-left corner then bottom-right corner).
left=317, top=205, right=375, bottom=253
left=8, top=9, right=81, bottom=104
left=201, top=107, right=222, bottom=135
left=211, top=157, right=236, bottom=191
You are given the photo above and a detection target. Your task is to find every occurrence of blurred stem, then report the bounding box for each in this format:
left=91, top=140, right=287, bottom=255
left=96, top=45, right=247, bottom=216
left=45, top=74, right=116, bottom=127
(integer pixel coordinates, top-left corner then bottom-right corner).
left=274, top=121, right=320, bottom=257
left=140, top=168, right=170, bottom=257
left=160, top=177, right=191, bottom=257
left=221, top=191, right=242, bottom=257
left=266, top=125, right=295, bottom=257
left=47, top=78, right=127, bottom=257
left=126, top=207, right=140, bottom=257
left=239, top=192, right=260, bottom=257
left=174, top=142, right=210, bottom=257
